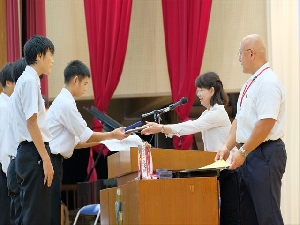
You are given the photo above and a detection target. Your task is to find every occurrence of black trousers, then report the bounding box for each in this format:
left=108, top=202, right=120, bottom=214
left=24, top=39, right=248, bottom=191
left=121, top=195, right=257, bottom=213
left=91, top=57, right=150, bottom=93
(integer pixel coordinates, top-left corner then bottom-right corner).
left=7, top=158, right=22, bottom=225
left=0, top=162, right=10, bottom=225
left=15, top=141, right=51, bottom=225
left=219, top=169, right=241, bottom=225
left=239, top=139, right=286, bottom=225
left=50, top=154, right=63, bottom=225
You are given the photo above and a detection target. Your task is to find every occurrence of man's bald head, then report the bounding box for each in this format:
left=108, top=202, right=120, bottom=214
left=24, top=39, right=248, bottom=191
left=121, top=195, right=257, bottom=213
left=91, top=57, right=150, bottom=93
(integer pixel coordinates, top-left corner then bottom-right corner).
left=239, top=34, right=268, bottom=74
left=242, top=34, right=267, bottom=58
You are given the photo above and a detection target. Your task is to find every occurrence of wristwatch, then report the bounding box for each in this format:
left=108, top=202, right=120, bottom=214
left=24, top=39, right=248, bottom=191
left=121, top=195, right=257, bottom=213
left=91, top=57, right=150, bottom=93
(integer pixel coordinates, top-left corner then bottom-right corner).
left=239, top=146, right=248, bottom=157
left=160, top=125, right=165, bottom=133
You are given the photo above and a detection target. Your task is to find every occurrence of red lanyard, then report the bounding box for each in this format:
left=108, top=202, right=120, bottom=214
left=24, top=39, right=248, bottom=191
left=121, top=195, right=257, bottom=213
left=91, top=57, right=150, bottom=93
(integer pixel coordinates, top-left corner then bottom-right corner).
left=239, top=66, right=270, bottom=107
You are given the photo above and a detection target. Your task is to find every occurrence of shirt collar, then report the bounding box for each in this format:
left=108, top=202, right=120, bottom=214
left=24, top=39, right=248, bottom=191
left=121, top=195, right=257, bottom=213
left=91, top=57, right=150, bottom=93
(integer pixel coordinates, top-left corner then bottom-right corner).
left=250, top=62, right=270, bottom=79
left=25, top=66, right=40, bottom=82
left=0, top=92, right=10, bottom=102
left=61, top=88, right=75, bottom=103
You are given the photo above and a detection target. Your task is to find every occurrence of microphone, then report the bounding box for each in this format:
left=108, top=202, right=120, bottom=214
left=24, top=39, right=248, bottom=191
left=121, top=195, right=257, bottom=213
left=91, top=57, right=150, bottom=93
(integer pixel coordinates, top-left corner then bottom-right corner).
left=163, top=97, right=188, bottom=112
left=142, top=97, right=188, bottom=118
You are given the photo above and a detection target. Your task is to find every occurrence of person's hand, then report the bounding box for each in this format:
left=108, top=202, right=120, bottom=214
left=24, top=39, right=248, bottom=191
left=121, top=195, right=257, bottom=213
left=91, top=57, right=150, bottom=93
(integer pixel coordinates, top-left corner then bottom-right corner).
left=229, top=150, right=246, bottom=170
left=42, top=157, right=54, bottom=187
left=214, top=146, right=230, bottom=162
left=140, top=122, right=160, bottom=135
left=112, top=127, right=129, bottom=140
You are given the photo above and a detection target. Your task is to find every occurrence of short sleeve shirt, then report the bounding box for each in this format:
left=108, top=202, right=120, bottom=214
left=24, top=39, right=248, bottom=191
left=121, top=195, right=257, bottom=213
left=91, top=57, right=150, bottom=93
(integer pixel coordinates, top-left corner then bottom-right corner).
left=235, top=63, right=285, bottom=143
left=46, top=88, right=93, bottom=158
left=0, top=93, right=11, bottom=174
left=11, top=66, right=52, bottom=143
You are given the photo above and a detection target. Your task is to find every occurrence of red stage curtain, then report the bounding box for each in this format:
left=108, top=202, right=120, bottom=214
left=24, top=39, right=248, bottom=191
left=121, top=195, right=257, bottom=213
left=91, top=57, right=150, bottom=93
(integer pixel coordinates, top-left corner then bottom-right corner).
left=162, top=0, right=212, bottom=149
left=6, top=0, right=21, bottom=62
left=83, top=0, right=132, bottom=112
left=84, top=0, right=133, bottom=181
left=26, top=0, right=48, bottom=97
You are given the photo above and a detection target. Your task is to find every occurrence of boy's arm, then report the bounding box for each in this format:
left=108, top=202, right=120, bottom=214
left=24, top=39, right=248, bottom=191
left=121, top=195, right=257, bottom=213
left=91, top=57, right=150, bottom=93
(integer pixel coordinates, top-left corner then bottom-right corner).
left=27, top=113, right=54, bottom=187
left=86, top=127, right=128, bottom=143
left=74, top=142, right=101, bottom=149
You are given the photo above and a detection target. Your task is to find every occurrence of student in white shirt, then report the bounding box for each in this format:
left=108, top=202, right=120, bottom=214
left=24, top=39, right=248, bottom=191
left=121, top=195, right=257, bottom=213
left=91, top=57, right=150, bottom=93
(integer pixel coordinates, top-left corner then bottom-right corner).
left=0, top=62, right=14, bottom=225
left=47, top=60, right=128, bottom=225
left=11, top=35, right=55, bottom=225
left=6, top=58, right=27, bottom=225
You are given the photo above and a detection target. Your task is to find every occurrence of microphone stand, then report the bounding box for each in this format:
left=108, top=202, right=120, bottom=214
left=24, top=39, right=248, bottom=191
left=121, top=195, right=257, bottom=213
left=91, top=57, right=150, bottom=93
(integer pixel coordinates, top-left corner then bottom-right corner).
left=85, top=144, right=105, bottom=182
left=142, top=107, right=169, bottom=148
left=153, top=110, right=163, bottom=148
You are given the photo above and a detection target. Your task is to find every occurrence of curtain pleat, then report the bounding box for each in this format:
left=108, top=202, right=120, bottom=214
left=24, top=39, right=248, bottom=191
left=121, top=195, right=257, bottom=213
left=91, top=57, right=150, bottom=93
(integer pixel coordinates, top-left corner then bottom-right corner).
left=26, top=0, right=48, bottom=97
left=83, top=0, right=133, bottom=181
left=6, top=0, right=21, bottom=62
left=162, top=0, right=212, bottom=149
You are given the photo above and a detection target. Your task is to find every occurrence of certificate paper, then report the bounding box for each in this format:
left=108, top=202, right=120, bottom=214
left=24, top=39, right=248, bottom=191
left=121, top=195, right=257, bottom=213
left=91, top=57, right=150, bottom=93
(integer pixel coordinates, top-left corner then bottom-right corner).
left=101, top=134, right=144, bottom=151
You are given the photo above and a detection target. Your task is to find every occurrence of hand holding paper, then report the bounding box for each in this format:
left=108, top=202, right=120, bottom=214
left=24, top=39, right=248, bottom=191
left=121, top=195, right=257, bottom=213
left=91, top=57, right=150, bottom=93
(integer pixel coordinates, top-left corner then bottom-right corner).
left=198, top=159, right=230, bottom=170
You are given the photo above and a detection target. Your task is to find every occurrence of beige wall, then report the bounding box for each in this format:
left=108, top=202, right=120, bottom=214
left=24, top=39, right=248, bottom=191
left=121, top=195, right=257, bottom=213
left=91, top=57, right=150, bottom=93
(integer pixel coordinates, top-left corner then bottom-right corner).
left=45, top=0, right=299, bottom=223
left=201, top=0, right=267, bottom=92
left=46, top=0, right=268, bottom=100
left=46, top=0, right=92, bottom=101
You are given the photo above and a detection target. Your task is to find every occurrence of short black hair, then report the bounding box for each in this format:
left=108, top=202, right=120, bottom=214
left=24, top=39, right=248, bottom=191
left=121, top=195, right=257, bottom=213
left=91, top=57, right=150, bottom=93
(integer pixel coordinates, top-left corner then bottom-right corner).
left=12, top=58, right=27, bottom=83
left=23, top=35, right=54, bottom=65
left=0, top=63, right=14, bottom=87
left=64, top=60, right=91, bottom=84
left=195, top=72, right=229, bottom=106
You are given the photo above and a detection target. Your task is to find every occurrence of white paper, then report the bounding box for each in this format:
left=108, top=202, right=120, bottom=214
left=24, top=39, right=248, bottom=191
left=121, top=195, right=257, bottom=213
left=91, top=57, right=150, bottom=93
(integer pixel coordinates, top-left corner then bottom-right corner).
left=101, top=134, right=144, bottom=151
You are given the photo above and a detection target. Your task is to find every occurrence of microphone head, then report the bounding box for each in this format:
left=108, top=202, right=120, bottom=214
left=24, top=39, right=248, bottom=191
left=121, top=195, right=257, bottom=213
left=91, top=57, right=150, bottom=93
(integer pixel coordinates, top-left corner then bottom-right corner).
left=180, top=97, right=188, bottom=104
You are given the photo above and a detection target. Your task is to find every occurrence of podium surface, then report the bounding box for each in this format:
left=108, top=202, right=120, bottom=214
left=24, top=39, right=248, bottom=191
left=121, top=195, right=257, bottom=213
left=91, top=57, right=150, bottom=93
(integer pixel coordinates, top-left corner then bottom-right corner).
left=101, top=147, right=219, bottom=224
left=108, top=147, right=216, bottom=179
left=100, top=177, right=219, bottom=225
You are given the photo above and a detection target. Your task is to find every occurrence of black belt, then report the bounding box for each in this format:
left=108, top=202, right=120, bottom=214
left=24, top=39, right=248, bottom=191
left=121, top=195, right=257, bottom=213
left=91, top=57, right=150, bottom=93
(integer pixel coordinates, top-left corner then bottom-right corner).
left=239, top=138, right=281, bottom=146
left=20, top=141, right=49, bottom=146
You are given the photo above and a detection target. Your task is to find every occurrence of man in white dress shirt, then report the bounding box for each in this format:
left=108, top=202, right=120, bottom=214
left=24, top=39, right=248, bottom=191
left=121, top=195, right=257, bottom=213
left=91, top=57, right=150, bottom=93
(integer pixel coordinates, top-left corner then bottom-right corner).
left=215, top=34, right=287, bottom=225
left=0, top=62, right=14, bottom=225
left=11, top=35, right=55, bottom=225
left=46, top=60, right=128, bottom=225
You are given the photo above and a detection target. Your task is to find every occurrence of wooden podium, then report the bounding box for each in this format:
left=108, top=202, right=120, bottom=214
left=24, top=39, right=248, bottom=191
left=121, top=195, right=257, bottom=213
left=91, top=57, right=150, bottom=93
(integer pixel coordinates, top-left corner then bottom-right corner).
left=100, top=147, right=219, bottom=225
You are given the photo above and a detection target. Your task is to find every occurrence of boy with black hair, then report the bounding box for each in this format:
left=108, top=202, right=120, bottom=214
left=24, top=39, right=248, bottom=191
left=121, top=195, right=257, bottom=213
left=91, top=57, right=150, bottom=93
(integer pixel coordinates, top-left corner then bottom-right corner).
left=0, top=62, right=14, bottom=225
left=11, top=35, right=55, bottom=225
left=47, top=60, right=128, bottom=225
left=6, top=58, right=27, bottom=225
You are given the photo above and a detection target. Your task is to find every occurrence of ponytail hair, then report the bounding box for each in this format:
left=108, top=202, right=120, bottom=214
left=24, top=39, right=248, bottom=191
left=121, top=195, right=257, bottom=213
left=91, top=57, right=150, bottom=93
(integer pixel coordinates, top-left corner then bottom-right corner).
left=195, top=72, right=229, bottom=106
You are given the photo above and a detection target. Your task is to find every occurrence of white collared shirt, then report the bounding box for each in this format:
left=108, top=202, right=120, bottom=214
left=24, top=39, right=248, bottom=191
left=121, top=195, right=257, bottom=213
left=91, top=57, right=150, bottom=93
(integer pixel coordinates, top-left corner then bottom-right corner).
left=168, top=104, right=236, bottom=163
left=47, top=88, right=93, bottom=158
left=6, top=93, right=19, bottom=158
left=0, top=92, right=11, bottom=174
left=11, top=66, right=52, bottom=143
left=236, top=62, right=285, bottom=143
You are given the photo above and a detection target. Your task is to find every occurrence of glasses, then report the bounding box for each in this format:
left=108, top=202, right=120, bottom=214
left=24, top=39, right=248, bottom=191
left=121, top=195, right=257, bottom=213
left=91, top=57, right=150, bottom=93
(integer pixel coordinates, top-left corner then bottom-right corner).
left=238, top=48, right=252, bottom=57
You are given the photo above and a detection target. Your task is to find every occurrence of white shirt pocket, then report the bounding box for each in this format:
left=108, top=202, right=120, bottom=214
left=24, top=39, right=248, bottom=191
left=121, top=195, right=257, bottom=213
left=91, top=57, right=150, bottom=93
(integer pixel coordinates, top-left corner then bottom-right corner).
left=239, top=97, right=253, bottom=120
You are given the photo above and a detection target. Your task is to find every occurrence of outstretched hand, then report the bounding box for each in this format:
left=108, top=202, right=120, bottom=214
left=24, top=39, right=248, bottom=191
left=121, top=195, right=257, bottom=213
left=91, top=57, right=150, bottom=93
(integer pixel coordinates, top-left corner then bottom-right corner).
left=140, top=121, right=160, bottom=135
left=112, top=127, right=130, bottom=140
